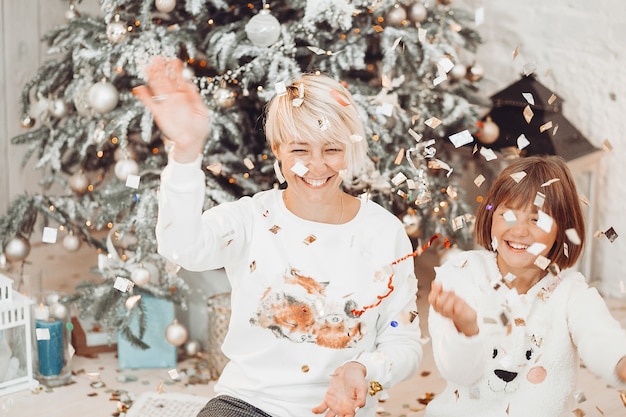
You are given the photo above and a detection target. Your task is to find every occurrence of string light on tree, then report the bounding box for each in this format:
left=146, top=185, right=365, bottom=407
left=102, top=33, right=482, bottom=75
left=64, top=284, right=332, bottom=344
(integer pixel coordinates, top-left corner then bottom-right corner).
left=245, top=8, right=281, bottom=47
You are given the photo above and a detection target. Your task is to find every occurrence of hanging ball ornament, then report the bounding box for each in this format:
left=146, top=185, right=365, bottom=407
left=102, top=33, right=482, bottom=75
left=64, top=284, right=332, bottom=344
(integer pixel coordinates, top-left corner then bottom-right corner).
left=181, top=65, right=195, bottom=80
left=165, top=320, right=188, bottom=346
left=68, top=171, right=89, bottom=194
left=106, top=15, right=127, bottom=44
left=478, top=117, right=500, bottom=145
left=114, top=146, right=137, bottom=162
left=88, top=80, right=119, bottom=114
left=50, top=303, right=69, bottom=320
left=3, top=235, right=31, bottom=263
left=213, top=86, right=236, bottom=108
left=29, top=96, right=50, bottom=120
left=20, top=115, right=35, bottom=128
left=62, top=233, right=81, bottom=252
left=245, top=9, right=281, bottom=48
left=184, top=339, right=202, bottom=357
left=114, top=158, right=139, bottom=181
left=466, top=63, right=485, bottom=82
left=130, top=265, right=151, bottom=286
left=409, top=3, right=427, bottom=23
left=386, top=4, right=408, bottom=27
left=49, top=98, right=69, bottom=118
left=65, top=4, right=80, bottom=22
left=449, top=63, right=467, bottom=81
left=155, top=0, right=176, bottom=13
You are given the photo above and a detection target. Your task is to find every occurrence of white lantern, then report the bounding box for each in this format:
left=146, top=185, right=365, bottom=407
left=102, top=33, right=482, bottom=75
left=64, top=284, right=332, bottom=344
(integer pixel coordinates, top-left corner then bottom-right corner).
left=0, top=274, right=39, bottom=395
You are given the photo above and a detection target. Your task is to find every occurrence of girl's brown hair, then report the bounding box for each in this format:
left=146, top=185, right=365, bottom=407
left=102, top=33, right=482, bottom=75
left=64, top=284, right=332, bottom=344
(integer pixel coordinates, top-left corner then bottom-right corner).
left=474, top=155, right=586, bottom=270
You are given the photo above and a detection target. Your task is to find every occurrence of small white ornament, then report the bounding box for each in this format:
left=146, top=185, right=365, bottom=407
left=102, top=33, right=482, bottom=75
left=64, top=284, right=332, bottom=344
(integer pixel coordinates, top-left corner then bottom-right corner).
left=49, top=98, right=69, bottom=118
left=386, top=4, right=407, bottom=27
left=165, top=320, right=188, bottom=346
left=213, top=87, right=236, bottom=108
left=68, top=171, right=89, bottom=194
left=155, top=0, right=176, bottom=13
left=3, top=235, right=31, bottom=262
left=409, top=3, right=427, bottom=23
left=130, top=266, right=151, bottom=286
left=88, top=80, right=119, bottom=114
left=106, top=15, right=127, bottom=44
left=478, top=117, right=500, bottom=145
left=114, top=159, right=139, bottom=181
left=245, top=9, right=281, bottom=47
left=62, top=234, right=82, bottom=252
left=50, top=303, right=69, bottom=320
left=184, top=339, right=202, bottom=356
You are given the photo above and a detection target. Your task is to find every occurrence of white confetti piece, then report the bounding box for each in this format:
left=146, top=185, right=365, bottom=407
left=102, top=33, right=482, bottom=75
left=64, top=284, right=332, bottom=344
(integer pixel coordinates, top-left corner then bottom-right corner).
left=125, top=174, right=140, bottom=189
left=291, top=161, right=308, bottom=176
left=42, top=227, right=58, bottom=243
left=449, top=129, right=474, bottom=148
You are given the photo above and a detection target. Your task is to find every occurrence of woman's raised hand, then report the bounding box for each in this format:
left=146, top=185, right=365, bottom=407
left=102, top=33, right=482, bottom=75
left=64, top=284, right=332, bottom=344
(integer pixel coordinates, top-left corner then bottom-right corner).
left=428, top=281, right=479, bottom=337
left=133, top=56, right=210, bottom=163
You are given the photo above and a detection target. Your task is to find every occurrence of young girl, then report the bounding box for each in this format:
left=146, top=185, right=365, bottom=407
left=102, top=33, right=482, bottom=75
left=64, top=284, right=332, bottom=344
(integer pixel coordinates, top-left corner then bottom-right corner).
left=426, top=155, right=626, bottom=417
left=134, top=57, right=422, bottom=417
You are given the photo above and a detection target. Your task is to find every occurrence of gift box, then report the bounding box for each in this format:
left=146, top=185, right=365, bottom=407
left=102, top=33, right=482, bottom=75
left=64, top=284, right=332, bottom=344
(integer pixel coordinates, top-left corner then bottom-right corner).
left=71, top=316, right=117, bottom=357
left=117, top=295, right=177, bottom=369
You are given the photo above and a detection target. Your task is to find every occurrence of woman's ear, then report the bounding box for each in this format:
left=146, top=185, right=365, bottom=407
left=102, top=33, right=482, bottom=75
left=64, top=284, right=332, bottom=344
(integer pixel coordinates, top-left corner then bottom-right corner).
left=271, top=144, right=280, bottom=160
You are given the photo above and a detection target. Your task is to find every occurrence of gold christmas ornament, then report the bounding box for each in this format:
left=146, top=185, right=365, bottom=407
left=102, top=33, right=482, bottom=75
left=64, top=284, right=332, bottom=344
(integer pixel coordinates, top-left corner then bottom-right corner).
left=213, top=86, right=236, bottom=108
left=408, top=3, right=428, bottom=23
left=386, top=4, right=408, bottom=27
left=245, top=9, right=281, bottom=47
left=20, top=115, right=35, bottom=128
left=68, top=171, right=89, bottom=194
left=165, top=320, right=188, bottom=346
left=477, top=117, right=500, bottom=145
left=106, top=15, right=127, bottom=44
left=466, top=63, right=484, bottom=82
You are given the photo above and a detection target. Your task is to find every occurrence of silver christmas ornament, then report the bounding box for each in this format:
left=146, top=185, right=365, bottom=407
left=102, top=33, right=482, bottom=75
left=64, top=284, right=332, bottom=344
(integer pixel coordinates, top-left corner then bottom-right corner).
left=62, top=234, right=81, bottom=252
left=409, top=3, right=427, bottom=23
left=88, top=80, right=119, bottom=114
left=184, top=339, right=202, bottom=356
left=3, top=235, right=31, bottom=263
left=130, top=266, right=151, bottom=286
left=20, top=115, right=35, bottom=128
left=114, top=158, right=139, bottom=181
left=165, top=320, right=188, bottom=346
left=245, top=9, right=281, bottom=47
left=449, top=63, right=467, bottom=81
left=386, top=4, right=407, bottom=27
left=155, top=0, right=176, bottom=13
left=213, top=87, right=236, bottom=108
left=106, top=15, right=127, bottom=44
left=114, top=146, right=137, bottom=162
left=466, top=64, right=484, bottom=82
left=49, top=98, right=69, bottom=118
left=68, top=171, right=89, bottom=194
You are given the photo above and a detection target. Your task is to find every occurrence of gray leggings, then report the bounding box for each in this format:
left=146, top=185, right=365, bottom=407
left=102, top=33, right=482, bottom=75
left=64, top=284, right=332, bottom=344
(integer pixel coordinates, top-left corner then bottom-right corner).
left=197, top=395, right=273, bottom=417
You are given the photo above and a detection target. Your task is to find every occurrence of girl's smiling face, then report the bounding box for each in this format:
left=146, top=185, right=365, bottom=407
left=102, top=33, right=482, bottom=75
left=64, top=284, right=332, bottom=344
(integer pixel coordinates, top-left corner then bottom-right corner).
left=274, top=139, right=346, bottom=202
left=491, top=204, right=558, bottom=280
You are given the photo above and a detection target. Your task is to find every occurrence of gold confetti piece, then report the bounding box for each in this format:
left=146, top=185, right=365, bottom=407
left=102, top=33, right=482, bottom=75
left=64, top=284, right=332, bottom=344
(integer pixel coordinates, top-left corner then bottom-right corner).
left=446, top=185, right=457, bottom=198
left=514, top=318, right=526, bottom=326
left=301, top=365, right=310, bottom=373
left=563, top=242, right=569, bottom=258
left=534, top=255, right=551, bottom=270
left=206, top=163, right=222, bottom=175
left=474, top=174, right=486, bottom=187
left=578, top=194, right=590, bottom=207
left=541, top=178, right=560, bottom=187
left=269, top=225, right=281, bottom=234
left=394, top=148, right=405, bottom=165
left=368, top=381, right=383, bottom=396
left=595, top=405, right=605, bottom=415
left=548, top=93, right=557, bottom=105
left=571, top=408, right=585, bottom=417
left=601, top=139, right=613, bottom=152
left=303, top=235, right=317, bottom=245
left=250, top=260, right=256, bottom=272
left=552, top=124, right=559, bottom=135
left=620, top=390, right=626, bottom=406
left=512, top=46, right=519, bottom=59
left=424, top=117, right=442, bottom=129
left=243, top=157, right=255, bottom=170
left=408, top=128, right=422, bottom=142
left=510, top=171, right=527, bottom=183
left=523, top=105, right=534, bottom=123
left=417, top=392, right=435, bottom=405
left=522, top=92, right=535, bottom=105
left=539, top=121, right=553, bottom=133
left=604, top=227, right=618, bottom=243
left=566, top=229, right=581, bottom=245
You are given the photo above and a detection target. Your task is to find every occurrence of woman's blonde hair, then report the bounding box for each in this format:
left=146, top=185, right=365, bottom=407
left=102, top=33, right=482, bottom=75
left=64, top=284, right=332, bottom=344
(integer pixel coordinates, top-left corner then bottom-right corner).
left=264, top=73, right=368, bottom=181
left=475, top=155, right=586, bottom=270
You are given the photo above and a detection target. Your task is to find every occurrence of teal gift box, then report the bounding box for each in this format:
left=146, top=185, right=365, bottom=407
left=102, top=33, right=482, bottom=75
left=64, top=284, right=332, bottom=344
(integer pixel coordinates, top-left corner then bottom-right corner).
left=117, top=295, right=177, bottom=369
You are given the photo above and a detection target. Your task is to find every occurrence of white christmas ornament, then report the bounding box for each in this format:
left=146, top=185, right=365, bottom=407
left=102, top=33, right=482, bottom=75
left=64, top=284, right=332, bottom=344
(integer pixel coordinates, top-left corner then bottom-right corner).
left=213, top=87, right=236, bottom=108
left=68, top=171, right=89, bottom=194
left=478, top=117, right=500, bottom=144
left=49, top=98, right=69, bottom=118
left=245, top=9, right=281, bottom=47
left=3, top=235, right=31, bottom=262
left=184, top=339, right=202, bottom=356
left=114, top=159, right=139, bottom=181
left=88, top=81, right=119, bottom=114
left=130, top=266, right=151, bottom=286
left=165, top=320, right=188, bottom=346
left=386, top=4, right=407, bottom=27
left=155, top=0, right=176, bottom=13
left=62, top=234, right=81, bottom=252
left=409, top=3, right=427, bottom=23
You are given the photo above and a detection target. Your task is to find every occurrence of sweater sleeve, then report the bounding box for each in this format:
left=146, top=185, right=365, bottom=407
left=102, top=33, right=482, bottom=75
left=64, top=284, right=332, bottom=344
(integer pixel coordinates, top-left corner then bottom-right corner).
left=566, top=274, right=626, bottom=388
left=155, top=154, right=245, bottom=271
left=350, top=226, right=423, bottom=388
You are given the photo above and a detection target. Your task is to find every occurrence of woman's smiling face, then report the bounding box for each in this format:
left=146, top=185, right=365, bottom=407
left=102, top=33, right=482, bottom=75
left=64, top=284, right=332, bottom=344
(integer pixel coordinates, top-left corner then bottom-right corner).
left=274, top=139, right=346, bottom=202
left=491, top=204, right=558, bottom=277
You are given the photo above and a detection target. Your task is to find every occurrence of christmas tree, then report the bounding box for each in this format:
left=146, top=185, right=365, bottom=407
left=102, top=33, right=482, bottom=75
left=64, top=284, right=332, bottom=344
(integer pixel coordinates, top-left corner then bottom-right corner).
left=0, top=0, right=487, bottom=347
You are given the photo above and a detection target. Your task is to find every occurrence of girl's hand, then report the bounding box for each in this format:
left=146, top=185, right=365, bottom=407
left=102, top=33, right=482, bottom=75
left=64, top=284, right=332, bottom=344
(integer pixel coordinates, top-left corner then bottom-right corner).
left=133, top=56, right=210, bottom=163
left=312, top=362, right=367, bottom=417
left=428, top=281, right=479, bottom=337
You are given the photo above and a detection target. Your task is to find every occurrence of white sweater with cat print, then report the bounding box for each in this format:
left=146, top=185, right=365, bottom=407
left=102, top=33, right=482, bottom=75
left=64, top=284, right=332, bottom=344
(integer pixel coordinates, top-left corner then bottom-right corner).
left=156, top=157, right=423, bottom=417
left=426, top=250, right=626, bottom=417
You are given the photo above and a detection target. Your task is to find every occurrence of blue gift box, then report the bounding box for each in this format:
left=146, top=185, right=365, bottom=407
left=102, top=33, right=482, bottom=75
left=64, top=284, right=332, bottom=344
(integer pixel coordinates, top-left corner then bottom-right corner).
left=117, top=295, right=177, bottom=369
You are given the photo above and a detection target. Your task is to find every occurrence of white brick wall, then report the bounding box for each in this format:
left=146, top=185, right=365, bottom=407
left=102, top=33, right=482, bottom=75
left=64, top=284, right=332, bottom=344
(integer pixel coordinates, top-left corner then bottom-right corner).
left=465, top=0, right=626, bottom=296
